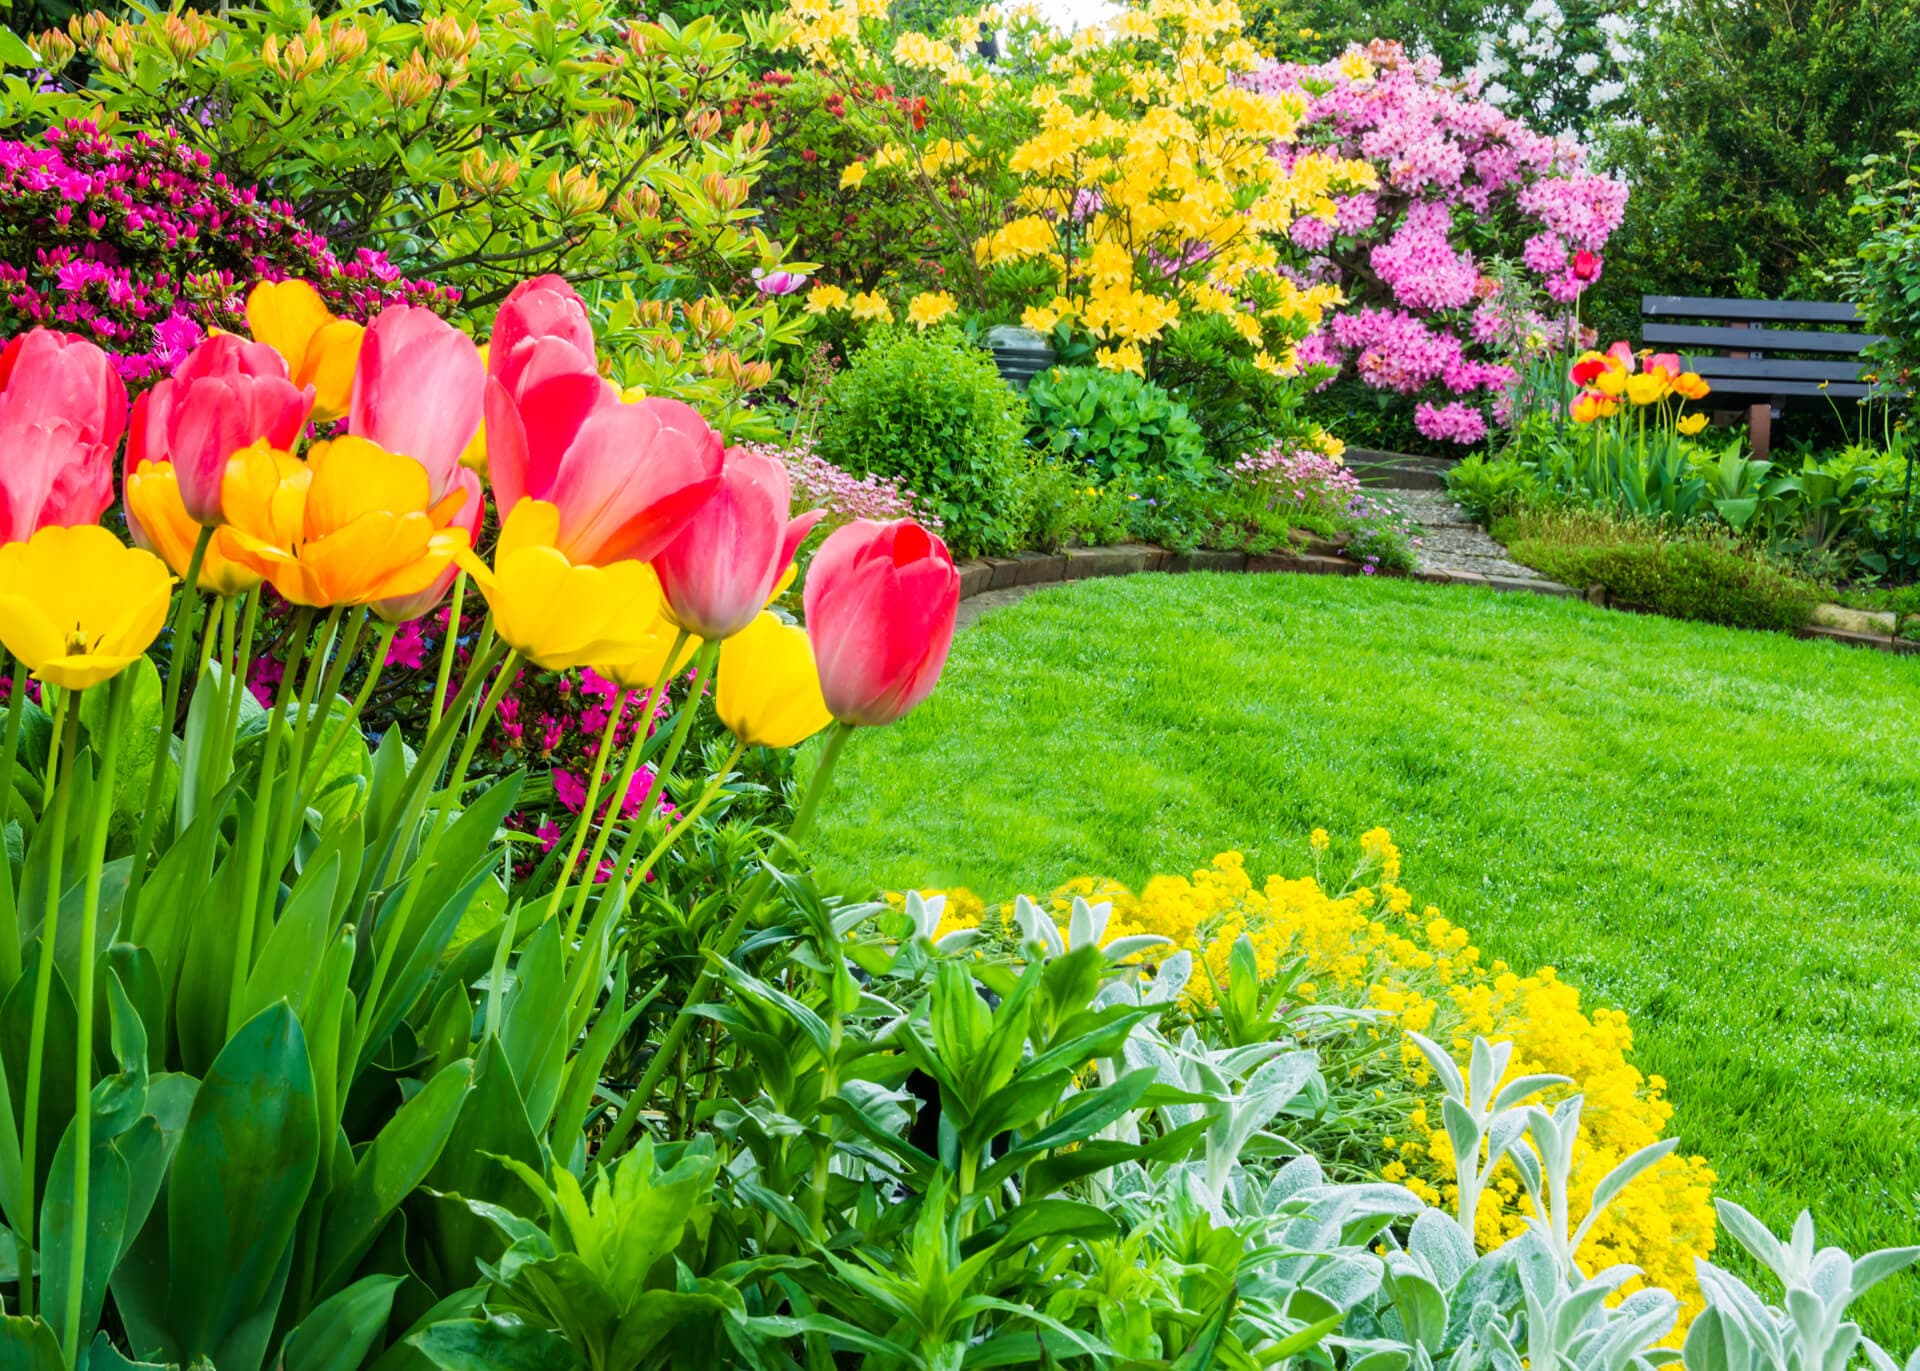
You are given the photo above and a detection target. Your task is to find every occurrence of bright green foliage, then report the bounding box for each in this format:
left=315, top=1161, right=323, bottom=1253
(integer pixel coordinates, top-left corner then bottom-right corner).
left=1844, top=131, right=1920, bottom=396
left=1445, top=452, right=1540, bottom=522
left=1025, top=365, right=1211, bottom=490
left=817, top=327, right=1032, bottom=555
left=1590, top=0, right=1920, bottom=339
left=810, top=570, right=1920, bottom=1346
left=24, top=0, right=782, bottom=317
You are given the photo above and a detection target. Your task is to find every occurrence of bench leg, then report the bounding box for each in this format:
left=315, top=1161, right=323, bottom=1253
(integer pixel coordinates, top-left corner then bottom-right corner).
left=1748, top=401, right=1772, bottom=460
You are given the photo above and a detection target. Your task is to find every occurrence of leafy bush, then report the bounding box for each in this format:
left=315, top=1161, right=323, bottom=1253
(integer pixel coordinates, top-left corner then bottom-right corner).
left=816, top=325, right=1030, bottom=554
left=1446, top=451, right=1540, bottom=521
left=1025, top=364, right=1210, bottom=490
left=1499, top=506, right=1822, bottom=629
left=0, top=121, right=447, bottom=385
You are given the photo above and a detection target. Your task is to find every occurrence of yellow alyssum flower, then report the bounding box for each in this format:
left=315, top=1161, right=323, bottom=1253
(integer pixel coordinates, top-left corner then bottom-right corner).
left=220, top=437, right=474, bottom=612
left=125, top=460, right=264, bottom=596
left=456, top=500, right=664, bottom=670
left=839, top=161, right=868, bottom=189
left=1676, top=413, right=1709, bottom=436
left=0, top=525, right=171, bottom=690
left=804, top=284, right=850, bottom=315
left=849, top=291, right=894, bottom=324
left=245, top=278, right=365, bottom=422
left=716, top=612, right=831, bottom=748
left=906, top=291, right=958, bottom=329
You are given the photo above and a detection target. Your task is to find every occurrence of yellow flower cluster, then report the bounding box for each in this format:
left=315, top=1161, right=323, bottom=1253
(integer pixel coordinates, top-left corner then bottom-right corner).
left=902, top=832, right=1717, bottom=1331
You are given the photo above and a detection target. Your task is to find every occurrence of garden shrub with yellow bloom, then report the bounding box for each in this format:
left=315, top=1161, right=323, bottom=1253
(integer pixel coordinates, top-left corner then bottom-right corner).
left=906, top=828, right=1719, bottom=1329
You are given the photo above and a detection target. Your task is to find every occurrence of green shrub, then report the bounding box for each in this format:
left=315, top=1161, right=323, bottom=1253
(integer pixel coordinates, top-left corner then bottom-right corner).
left=1446, top=453, right=1541, bottom=523
left=1499, top=507, right=1821, bottom=630
left=1024, top=364, right=1211, bottom=491
left=816, top=327, right=1031, bottom=555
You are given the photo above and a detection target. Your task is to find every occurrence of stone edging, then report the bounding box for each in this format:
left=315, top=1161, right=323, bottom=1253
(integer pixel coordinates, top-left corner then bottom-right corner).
left=954, top=542, right=1920, bottom=656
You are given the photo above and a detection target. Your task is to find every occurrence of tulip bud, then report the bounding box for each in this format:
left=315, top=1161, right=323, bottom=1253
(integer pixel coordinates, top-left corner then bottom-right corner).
left=804, top=520, right=958, bottom=727
left=716, top=614, right=832, bottom=748
left=32, top=28, right=76, bottom=69
left=545, top=166, right=607, bottom=219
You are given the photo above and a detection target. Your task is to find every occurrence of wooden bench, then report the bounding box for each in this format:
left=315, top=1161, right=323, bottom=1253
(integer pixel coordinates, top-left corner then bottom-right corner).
left=1640, top=296, right=1883, bottom=457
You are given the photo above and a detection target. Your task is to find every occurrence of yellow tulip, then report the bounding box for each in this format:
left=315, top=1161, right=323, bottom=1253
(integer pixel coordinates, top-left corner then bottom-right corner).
left=1676, top=413, right=1709, bottom=436
left=599, top=614, right=699, bottom=691
left=125, top=460, right=265, bottom=596
left=716, top=612, right=832, bottom=749
left=219, top=437, right=473, bottom=609
left=457, top=499, right=665, bottom=670
left=246, top=279, right=366, bottom=421
left=1624, top=373, right=1668, bottom=406
left=1593, top=368, right=1627, bottom=398
left=460, top=343, right=490, bottom=472
left=0, top=525, right=171, bottom=690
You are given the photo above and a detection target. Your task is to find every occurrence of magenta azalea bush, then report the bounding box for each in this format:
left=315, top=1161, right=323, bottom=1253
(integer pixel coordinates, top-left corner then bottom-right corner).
left=0, top=120, right=451, bottom=387
left=1246, top=43, right=1629, bottom=444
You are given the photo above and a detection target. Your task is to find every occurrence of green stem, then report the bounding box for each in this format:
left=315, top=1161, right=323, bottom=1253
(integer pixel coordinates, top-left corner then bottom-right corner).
left=542, top=690, right=630, bottom=929
left=302, top=621, right=397, bottom=798
left=122, top=524, right=213, bottom=932
left=429, top=572, right=467, bottom=734
left=602, top=722, right=853, bottom=1154
left=60, top=672, right=129, bottom=1363
left=227, top=608, right=312, bottom=1038
left=0, top=657, right=28, bottom=990
left=19, top=697, right=78, bottom=1319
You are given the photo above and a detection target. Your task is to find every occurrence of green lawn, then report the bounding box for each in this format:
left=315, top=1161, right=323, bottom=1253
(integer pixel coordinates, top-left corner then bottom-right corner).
left=809, top=572, right=1920, bottom=1340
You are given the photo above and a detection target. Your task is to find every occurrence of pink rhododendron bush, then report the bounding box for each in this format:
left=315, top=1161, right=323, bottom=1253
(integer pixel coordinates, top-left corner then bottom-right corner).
left=1244, top=42, right=1629, bottom=444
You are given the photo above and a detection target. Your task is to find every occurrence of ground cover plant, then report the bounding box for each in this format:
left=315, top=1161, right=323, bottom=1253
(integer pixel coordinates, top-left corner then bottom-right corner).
left=810, top=570, right=1920, bottom=1345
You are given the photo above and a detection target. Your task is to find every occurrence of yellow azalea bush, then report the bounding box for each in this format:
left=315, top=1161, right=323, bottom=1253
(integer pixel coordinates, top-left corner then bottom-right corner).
left=760, top=0, right=1369, bottom=379
left=907, top=830, right=1719, bottom=1330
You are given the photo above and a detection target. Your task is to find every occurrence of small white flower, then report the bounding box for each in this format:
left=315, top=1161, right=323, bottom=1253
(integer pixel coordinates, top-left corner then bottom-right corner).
left=1485, top=81, right=1513, bottom=104
left=1587, top=79, right=1626, bottom=107
left=1506, top=21, right=1529, bottom=44
left=1573, top=51, right=1600, bottom=75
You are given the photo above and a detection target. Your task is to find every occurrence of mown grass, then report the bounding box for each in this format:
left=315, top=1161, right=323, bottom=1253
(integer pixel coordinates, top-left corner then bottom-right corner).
left=810, top=571, right=1920, bottom=1340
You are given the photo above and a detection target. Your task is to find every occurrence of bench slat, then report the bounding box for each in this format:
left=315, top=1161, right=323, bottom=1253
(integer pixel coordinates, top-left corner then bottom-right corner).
left=1683, top=356, right=1868, bottom=382
left=1687, top=377, right=1874, bottom=399
left=1641, top=295, right=1863, bottom=324
left=1643, top=322, right=1882, bottom=354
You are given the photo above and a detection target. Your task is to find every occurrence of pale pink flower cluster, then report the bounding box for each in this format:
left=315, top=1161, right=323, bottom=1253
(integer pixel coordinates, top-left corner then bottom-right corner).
left=1243, top=42, right=1629, bottom=442
left=744, top=438, right=943, bottom=534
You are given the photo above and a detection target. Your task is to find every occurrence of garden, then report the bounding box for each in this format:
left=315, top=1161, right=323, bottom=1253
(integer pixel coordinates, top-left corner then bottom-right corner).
left=0, top=0, right=1915, bottom=1364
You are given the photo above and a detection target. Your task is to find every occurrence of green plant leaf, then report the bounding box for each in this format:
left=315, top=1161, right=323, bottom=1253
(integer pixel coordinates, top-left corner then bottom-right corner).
left=408, top=1317, right=577, bottom=1371
left=281, top=1273, right=405, bottom=1371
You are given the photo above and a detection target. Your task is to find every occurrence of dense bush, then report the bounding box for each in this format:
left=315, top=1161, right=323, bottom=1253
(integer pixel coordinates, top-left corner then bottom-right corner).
left=816, top=326, right=1030, bottom=554
left=1024, top=364, right=1210, bottom=490
left=1499, top=506, right=1822, bottom=628
left=0, top=121, right=446, bottom=385
left=1244, top=43, right=1627, bottom=445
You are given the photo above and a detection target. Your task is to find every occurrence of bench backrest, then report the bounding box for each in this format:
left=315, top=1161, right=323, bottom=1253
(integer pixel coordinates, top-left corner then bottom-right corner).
left=1639, top=295, right=1881, bottom=399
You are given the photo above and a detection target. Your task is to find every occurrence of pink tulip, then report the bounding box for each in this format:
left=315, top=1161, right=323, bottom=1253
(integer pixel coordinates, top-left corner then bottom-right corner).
left=1571, top=249, right=1601, bottom=283
left=126, top=333, right=312, bottom=524
left=0, top=329, right=128, bottom=463
left=1646, top=352, right=1683, bottom=380
left=373, top=467, right=486, bottom=623
left=349, top=305, right=485, bottom=499
left=1605, top=340, right=1636, bottom=373
left=803, top=519, right=959, bottom=727
left=489, top=275, right=598, bottom=396
left=0, top=419, right=112, bottom=545
left=653, top=448, right=824, bottom=640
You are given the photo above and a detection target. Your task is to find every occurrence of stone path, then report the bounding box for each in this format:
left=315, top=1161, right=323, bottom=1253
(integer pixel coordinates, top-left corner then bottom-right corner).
left=1383, top=486, right=1561, bottom=587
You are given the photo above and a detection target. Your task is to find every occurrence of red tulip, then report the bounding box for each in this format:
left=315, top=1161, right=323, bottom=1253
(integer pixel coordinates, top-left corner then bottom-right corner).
left=349, top=305, right=486, bottom=500
left=489, top=275, right=598, bottom=397
left=0, top=419, right=112, bottom=545
left=653, top=448, right=824, bottom=641
left=0, top=329, right=128, bottom=462
left=1571, top=249, right=1601, bottom=283
left=126, top=333, right=312, bottom=525
left=803, top=519, right=958, bottom=727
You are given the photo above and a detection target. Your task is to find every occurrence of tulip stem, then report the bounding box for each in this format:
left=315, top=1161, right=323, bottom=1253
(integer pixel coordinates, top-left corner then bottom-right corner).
left=227, top=608, right=311, bottom=1039
left=302, top=620, right=397, bottom=803
left=429, top=572, right=467, bottom=733
left=602, top=721, right=853, bottom=1154
left=19, top=696, right=78, bottom=1320
left=60, top=671, right=129, bottom=1364
left=210, top=590, right=262, bottom=810
left=0, top=656, right=29, bottom=991
left=122, top=523, right=213, bottom=934
left=544, top=689, right=630, bottom=932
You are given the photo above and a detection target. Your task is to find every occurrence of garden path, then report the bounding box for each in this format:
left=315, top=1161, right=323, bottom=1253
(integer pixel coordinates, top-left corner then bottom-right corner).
left=1384, top=486, right=1558, bottom=586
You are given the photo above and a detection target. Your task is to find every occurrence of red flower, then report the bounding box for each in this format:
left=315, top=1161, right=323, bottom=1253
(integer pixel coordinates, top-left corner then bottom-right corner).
left=1571, top=249, right=1602, bottom=283
left=803, top=519, right=958, bottom=726
left=653, top=447, right=822, bottom=641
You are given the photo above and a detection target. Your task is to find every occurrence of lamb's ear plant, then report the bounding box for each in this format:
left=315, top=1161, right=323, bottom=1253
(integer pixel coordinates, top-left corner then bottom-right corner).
left=1406, top=1031, right=1568, bottom=1242
left=1510, top=1095, right=1679, bottom=1281
left=1682, top=1201, right=1920, bottom=1371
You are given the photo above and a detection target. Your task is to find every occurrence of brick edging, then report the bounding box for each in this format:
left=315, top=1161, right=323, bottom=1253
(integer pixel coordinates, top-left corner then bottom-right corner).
left=956, top=542, right=1920, bottom=655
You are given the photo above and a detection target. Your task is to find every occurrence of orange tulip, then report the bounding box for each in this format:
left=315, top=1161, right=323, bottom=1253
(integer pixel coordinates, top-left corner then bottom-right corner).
left=246, top=279, right=365, bottom=422
left=219, top=436, right=473, bottom=609
left=124, top=460, right=264, bottom=595
left=1671, top=372, right=1711, bottom=401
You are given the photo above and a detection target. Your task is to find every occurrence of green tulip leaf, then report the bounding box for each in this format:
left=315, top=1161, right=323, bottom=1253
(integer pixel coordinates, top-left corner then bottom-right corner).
left=40, top=1106, right=132, bottom=1355
left=408, top=1317, right=577, bottom=1371
left=281, top=1273, right=405, bottom=1371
